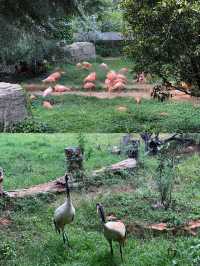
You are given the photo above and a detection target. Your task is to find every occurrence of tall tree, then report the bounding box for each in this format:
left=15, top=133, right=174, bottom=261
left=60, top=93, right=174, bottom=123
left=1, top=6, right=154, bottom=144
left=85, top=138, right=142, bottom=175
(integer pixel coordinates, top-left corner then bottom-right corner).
left=0, top=0, right=109, bottom=64
left=122, top=0, right=200, bottom=90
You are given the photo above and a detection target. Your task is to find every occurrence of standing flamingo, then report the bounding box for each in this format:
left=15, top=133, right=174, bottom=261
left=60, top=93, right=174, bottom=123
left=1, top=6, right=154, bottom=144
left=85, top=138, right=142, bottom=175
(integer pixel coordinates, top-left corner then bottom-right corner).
left=84, top=72, right=97, bottom=84
left=83, top=82, right=96, bottom=96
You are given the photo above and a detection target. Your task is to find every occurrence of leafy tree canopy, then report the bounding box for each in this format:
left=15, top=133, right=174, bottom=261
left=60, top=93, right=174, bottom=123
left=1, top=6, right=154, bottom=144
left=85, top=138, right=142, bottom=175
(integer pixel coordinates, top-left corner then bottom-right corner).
left=122, top=0, right=200, bottom=89
left=0, top=0, right=107, bottom=64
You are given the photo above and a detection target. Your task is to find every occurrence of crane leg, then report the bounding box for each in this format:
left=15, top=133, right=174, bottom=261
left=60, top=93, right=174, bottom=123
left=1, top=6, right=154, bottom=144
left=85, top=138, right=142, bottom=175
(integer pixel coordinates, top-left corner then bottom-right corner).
left=119, top=244, right=123, bottom=261
left=63, top=230, right=71, bottom=248
left=109, top=240, right=113, bottom=256
left=53, top=220, right=60, bottom=234
left=62, top=231, right=66, bottom=244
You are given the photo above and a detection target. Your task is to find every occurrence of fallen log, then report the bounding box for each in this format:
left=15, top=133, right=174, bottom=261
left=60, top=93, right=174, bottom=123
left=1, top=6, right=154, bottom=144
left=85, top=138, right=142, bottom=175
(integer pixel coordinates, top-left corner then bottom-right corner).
left=7, top=180, right=66, bottom=198
left=92, top=159, right=137, bottom=176
left=127, top=220, right=200, bottom=237
left=4, top=159, right=137, bottom=198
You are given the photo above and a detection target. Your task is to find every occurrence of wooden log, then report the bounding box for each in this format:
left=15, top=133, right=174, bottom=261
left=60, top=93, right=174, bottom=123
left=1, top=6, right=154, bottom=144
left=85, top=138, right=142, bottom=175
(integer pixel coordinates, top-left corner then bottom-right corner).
left=93, top=158, right=137, bottom=176
left=4, top=159, right=137, bottom=198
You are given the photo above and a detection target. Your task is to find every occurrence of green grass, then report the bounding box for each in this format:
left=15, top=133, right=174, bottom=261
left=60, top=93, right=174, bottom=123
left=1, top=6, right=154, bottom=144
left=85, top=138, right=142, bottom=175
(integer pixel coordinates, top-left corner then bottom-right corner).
left=1, top=194, right=199, bottom=266
left=29, top=95, right=200, bottom=133
left=0, top=133, right=126, bottom=190
left=0, top=134, right=200, bottom=265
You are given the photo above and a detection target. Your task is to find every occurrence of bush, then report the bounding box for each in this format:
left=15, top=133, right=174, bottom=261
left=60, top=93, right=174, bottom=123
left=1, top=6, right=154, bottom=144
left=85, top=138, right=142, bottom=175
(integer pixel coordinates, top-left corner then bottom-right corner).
left=155, top=156, right=175, bottom=209
left=122, top=0, right=200, bottom=90
left=7, top=118, right=54, bottom=133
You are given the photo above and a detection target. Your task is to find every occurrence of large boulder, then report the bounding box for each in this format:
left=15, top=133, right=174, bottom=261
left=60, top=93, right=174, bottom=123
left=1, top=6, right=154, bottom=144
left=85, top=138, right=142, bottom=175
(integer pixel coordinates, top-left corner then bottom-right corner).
left=0, top=83, right=27, bottom=126
left=60, top=42, right=96, bottom=63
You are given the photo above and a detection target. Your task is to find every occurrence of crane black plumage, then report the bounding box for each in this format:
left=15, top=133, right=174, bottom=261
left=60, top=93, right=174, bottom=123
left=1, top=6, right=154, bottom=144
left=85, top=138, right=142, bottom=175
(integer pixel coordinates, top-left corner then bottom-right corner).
left=53, top=173, right=75, bottom=246
left=96, top=203, right=126, bottom=261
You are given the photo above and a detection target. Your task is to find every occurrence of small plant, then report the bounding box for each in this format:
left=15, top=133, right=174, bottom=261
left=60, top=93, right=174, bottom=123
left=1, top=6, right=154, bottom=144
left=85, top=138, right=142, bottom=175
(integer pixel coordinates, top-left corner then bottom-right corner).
left=155, top=156, right=175, bottom=210
left=77, top=133, right=93, bottom=161
left=7, top=118, right=53, bottom=133
left=77, top=132, right=86, bottom=154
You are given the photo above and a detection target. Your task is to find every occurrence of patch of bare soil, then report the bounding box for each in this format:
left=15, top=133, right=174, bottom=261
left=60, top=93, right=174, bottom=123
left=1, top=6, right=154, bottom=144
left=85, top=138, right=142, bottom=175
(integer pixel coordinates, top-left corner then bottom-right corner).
left=178, top=144, right=200, bottom=155
left=30, top=83, right=200, bottom=104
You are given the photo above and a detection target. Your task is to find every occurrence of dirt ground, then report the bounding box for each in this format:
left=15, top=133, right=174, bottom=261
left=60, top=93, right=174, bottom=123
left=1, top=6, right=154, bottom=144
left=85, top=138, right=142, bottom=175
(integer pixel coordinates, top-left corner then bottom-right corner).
left=30, top=83, right=200, bottom=105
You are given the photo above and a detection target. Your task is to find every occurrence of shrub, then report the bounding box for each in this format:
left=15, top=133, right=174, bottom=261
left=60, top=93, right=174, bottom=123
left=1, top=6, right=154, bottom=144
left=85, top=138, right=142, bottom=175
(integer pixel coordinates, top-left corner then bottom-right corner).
left=122, top=0, right=200, bottom=90
left=156, top=156, right=175, bottom=209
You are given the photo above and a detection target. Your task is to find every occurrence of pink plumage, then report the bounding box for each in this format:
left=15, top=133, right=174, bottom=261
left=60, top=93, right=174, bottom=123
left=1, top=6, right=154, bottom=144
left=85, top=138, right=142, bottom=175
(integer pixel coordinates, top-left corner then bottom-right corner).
left=43, top=87, right=53, bottom=97
left=42, top=71, right=64, bottom=84
left=82, top=62, right=92, bottom=69
left=105, top=70, right=127, bottom=93
left=116, top=74, right=127, bottom=83
left=106, top=71, right=117, bottom=81
left=54, top=85, right=71, bottom=92
left=84, top=72, right=97, bottom=83
left=43, top=101, right=53, bottom=109
left=83, top=82, right=96, bottom=90
left=112, top=81, right=125, bottom=92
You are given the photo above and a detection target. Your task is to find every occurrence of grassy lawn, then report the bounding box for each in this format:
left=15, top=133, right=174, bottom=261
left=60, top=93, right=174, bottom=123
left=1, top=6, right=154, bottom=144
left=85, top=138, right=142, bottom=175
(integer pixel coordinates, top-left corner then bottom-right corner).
left=13, top=56, right=199, bottom=133
left=0, top=134, right=200, bottom=266
left=29, top=95, right=200, bottom=133
left=0, top=133, right=126, bottom=190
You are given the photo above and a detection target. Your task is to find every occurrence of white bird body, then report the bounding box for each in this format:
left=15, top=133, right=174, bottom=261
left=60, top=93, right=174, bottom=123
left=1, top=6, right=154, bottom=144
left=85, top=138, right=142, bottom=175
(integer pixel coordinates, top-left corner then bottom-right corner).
left=96, top=203, right=126, bottom=260
left=54, top=199, right=75, bottom=230
left=104, top=221, right=126, bottom=242
left=53, top=174, right=75, bottom=246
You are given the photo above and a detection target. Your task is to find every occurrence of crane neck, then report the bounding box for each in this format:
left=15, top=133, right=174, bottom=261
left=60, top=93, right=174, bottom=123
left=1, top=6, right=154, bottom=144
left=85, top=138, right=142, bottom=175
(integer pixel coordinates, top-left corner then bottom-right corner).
left=65, top=180, right=71, bottom=199
left=98, top=205, right=106, bottom=224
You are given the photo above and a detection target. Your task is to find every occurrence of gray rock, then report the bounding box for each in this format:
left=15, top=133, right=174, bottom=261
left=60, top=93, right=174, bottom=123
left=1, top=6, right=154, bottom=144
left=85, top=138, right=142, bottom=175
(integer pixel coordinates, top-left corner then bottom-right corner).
left=0, top=82, right=27, bottom=126
left=60, top=42, right=96, bottom=63
left=74, top=32, right=127, bottom=42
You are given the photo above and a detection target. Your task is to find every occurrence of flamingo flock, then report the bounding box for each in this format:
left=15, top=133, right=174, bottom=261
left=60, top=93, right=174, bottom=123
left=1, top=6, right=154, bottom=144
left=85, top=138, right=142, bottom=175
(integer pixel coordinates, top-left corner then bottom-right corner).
left=28, top=60, right=145, bottom=109
left=41, top=70, right=71, bottom=108
left=105, top=71, right=127, bottom=93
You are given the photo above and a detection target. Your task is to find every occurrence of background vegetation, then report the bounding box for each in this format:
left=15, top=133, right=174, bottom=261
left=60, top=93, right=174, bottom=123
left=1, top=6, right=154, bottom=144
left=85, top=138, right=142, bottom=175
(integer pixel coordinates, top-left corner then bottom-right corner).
left=122, top=0, right=200, bottom=92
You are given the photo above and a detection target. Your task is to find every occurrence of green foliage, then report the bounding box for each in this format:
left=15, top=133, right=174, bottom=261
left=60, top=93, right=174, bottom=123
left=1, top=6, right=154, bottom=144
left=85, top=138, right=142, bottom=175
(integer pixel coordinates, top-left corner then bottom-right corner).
left=0, top=0, right=79, bottom=64
left=70, top=0, right=123, bottom=37
left=31, top=95, right=200, bottom=133
left=7, top=118, right=53, bottom=133
left=156, top=156, right=175, bottom=209
left=96, top=42, right=124, bottom=57
left=0, top=133, right=125, bottom=190
left=122, top=0, right=200, bottom=89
